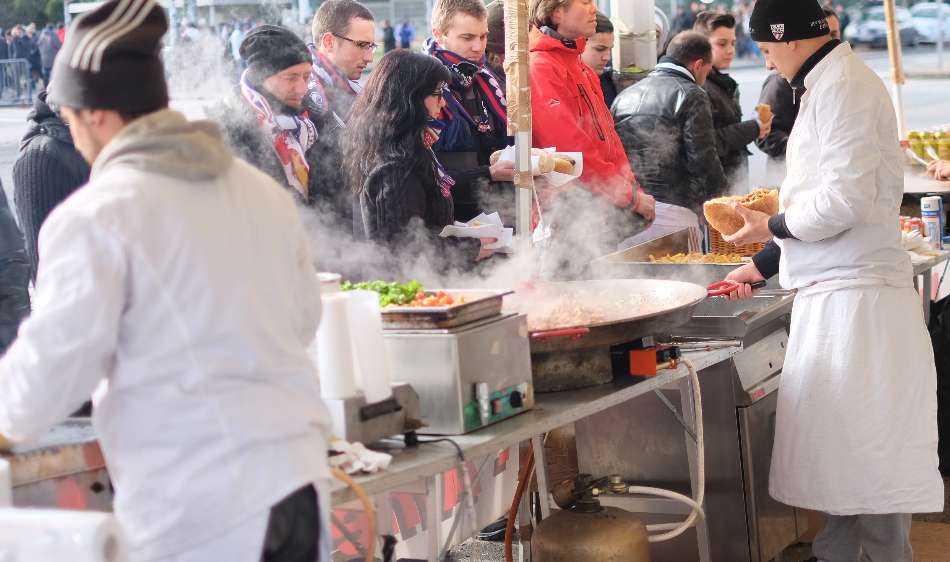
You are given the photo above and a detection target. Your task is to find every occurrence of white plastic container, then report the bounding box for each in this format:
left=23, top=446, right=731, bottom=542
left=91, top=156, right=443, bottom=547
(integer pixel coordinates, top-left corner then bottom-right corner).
left=315, top=293, right=358, bottom=400
left=345, top=290, right=394, bottom=404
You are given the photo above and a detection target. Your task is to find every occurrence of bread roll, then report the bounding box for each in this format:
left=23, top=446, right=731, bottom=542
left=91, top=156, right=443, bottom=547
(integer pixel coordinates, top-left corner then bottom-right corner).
left=703, top=188, right=779, bottom=236
left=552, top=154, right=576, bottom=175
left=755, top=103, right=773, bottom=123
left=536, top=149, right=555, bottom=174
left=490, top=148, right=555, bottom=174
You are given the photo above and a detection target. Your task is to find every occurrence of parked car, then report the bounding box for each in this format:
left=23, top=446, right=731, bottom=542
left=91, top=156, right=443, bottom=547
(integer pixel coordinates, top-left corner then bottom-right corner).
left=911, top=2, right=950, bottom=44
left=850, top=6, right=922, bottom=47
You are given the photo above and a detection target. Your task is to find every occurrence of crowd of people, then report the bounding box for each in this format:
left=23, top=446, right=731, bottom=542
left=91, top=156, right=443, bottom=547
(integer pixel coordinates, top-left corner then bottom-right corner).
left=0, top=0, right=945, bottom=561
left=0, top=23, right=63, bottom=99
left=4, top=0, right=860, bottom=294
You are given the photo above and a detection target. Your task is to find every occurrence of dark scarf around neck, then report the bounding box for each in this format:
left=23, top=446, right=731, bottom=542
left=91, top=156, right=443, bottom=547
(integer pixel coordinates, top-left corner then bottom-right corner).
left=423, top=37, right=507, bottom=125
left=539, top=26, right=577, bottom=50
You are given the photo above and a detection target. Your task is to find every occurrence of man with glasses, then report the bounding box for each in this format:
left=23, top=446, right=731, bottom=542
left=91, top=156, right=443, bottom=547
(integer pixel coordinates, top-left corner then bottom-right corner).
left=425, top=0, right=514, bottom=223
left=308, top=0, right=375, bottom=233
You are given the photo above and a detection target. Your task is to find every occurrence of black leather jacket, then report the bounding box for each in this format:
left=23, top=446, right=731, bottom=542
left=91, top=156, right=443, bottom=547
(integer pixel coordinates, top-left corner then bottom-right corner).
left=703, top=68, right=760, bottom=184
left=612, top=63, right=728, bottom=215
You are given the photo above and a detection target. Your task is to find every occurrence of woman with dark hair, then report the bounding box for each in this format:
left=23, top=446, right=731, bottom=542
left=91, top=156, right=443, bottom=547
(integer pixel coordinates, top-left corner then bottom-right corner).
left=345, top=50, right=492, bottom=272
left=694, top=11, right=771, bottom=193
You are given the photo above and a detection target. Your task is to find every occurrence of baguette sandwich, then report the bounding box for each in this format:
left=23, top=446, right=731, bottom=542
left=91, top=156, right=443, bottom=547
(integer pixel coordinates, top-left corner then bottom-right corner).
left=703, top=188, right=780, bottom=236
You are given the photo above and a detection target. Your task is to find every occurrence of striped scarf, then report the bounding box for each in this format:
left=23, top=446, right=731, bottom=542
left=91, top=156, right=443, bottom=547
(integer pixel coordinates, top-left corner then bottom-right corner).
left=423, top=123, right=456, bottom=198
left=240, top=70, right=317, bottom=199
left=307, top=44, right=361, bottom=126
left=423, top=38, right=507, bottom=125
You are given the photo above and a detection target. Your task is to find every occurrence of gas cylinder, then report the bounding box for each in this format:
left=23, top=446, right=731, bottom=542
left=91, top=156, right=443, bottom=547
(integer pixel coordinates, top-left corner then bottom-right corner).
left=532, top=475, right=651, bottom=562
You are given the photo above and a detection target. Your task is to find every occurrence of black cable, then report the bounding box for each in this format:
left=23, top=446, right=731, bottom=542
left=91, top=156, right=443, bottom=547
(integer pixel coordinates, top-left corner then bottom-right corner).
left=413, top=435, right=465, bottom=461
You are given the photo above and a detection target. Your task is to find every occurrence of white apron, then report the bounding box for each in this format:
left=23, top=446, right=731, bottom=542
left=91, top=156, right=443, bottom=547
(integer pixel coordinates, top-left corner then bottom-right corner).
left=769, top=279, right=943, bottom=514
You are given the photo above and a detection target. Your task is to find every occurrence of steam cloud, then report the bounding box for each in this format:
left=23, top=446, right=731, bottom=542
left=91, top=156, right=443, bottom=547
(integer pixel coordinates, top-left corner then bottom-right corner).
left=162, top=25, right=719, bottom=291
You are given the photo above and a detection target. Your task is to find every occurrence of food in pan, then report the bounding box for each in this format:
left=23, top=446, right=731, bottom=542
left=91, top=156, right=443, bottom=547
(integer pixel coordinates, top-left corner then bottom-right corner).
left=406, top=290, right=465, bottom=307
left=342, top=280, right=465, bottom=308
left=755, top=103, right=772, bottom=123
left=648, top=252, right=747, bottom=264
left=703, top=188, right=780, bottom=236
left=530, top=301, right=607, bottom=331
left=489, top=148, right=576, bottom=176
left=341, top=280, right=423, bottom=307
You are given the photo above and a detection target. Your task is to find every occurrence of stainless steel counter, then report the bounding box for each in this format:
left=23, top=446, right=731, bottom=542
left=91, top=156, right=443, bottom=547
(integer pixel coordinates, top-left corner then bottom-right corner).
left=911, top=250, right=950, bottom=323
left=331, top=346, right=741, bottom=506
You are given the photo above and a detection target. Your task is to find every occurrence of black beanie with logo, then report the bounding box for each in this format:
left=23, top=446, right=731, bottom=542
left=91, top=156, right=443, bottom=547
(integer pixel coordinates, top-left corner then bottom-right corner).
left=749, top=0, right=830, bottom=43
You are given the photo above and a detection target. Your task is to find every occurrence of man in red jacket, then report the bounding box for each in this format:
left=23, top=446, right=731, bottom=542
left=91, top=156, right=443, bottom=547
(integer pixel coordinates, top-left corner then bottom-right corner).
left=529, top=0, right=654, bottom=276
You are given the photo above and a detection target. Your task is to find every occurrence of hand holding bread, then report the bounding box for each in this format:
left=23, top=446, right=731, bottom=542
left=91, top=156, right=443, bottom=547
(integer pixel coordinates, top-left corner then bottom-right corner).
left=704, top=188, right=779, bottom=247
left=755, top=104, right=773, bottom=140
left=703, top=188, right=779, bottom=236
left=489, top=148, right=578, bottom=176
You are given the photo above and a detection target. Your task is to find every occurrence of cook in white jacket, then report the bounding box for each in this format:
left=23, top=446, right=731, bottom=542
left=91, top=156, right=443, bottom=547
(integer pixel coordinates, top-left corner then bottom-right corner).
left=0, top=3, right=331, bottom=561
left=724, top=1, right=943, bottom=560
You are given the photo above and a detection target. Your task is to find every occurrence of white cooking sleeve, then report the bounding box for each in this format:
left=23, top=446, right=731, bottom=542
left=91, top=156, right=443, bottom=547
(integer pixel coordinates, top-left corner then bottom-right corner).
left=0, top=208, right=126, bottom=443
left=783, top=79, right=882, bottom=243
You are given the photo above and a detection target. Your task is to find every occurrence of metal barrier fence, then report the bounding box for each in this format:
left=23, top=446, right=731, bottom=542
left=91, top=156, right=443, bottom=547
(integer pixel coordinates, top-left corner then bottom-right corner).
left=0, top=59, right=36, bottom=107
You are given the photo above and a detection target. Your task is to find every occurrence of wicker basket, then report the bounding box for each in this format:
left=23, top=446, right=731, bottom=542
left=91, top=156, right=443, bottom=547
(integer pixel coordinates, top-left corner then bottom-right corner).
left=708, top=227, right=765, bottom=257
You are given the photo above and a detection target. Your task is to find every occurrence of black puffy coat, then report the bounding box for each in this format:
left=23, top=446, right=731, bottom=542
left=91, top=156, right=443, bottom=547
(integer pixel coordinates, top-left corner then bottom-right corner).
left=0, top=181, right=30, bottom=353
left=14, top=91, right=90, bottom=279
left=612, top=65, right=728, bottom=215
left=703, top=68, right=760, bottom=185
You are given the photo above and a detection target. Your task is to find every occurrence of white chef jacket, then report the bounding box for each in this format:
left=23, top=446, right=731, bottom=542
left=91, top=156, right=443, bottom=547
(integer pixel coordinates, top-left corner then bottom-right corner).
left=0, top=110, right=332, bottom=560
left=778, top=42, right=910, bottom=289
left=768, top=43, right=943, bottom=514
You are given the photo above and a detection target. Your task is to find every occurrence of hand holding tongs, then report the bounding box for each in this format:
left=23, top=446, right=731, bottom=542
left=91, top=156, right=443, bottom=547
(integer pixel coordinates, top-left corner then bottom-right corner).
left=707, top=280, right=767, bottom=297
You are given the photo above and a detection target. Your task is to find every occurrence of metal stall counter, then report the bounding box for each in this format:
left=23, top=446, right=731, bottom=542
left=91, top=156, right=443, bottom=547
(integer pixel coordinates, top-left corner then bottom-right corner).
left=330, top=346, right=741, bottom=561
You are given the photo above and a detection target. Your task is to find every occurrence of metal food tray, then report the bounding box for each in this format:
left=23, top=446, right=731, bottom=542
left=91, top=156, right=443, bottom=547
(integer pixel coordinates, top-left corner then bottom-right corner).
left=590, top=227, right=749, bottom=287
left=381, top=289, right=513, bottom=330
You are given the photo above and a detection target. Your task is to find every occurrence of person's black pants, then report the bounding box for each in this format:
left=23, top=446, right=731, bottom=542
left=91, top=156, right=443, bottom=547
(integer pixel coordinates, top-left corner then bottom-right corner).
left=261, top=485, right=320, bottom=562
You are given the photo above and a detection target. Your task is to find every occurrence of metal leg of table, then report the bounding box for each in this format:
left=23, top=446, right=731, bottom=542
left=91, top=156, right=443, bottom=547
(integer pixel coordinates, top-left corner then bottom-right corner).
left=375, top=492, right=393, bottom=550
left=679, top=374, right=712, bottom=562
left=531, top=434, right=551, bottom=519
left=426, top=475, right=443, bottom=561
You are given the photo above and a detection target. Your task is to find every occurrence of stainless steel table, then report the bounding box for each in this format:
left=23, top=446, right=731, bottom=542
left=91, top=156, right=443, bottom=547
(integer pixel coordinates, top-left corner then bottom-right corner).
left=332, top=346, right=741, bottom=562
left=911, top=250, right=950, bottom=323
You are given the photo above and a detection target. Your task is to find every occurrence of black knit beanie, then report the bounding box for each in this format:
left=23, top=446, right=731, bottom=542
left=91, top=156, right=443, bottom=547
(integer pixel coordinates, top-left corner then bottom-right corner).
left=749, top=0, right=830, bottom=43
left=240, top=25, right=311, bottom=84
left=49, top=0, right=169, bottom=112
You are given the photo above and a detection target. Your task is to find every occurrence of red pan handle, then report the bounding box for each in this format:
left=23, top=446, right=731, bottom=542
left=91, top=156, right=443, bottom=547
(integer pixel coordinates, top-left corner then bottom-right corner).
left=530, top=326, right=591, bottom=341
left=707, top=280, right=767, bottom=297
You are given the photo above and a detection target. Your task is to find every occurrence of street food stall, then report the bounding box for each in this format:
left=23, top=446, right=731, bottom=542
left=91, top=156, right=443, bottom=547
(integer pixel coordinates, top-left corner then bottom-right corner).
left=2, top=1, right=947, bottom=562
left=5, top=220, right=946, bottom=561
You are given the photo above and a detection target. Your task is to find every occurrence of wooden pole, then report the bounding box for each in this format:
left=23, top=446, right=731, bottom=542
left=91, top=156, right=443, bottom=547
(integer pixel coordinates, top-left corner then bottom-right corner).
left=504, top=0, right=534, bottom=241
left=883, top=0, right=907, bottom=136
